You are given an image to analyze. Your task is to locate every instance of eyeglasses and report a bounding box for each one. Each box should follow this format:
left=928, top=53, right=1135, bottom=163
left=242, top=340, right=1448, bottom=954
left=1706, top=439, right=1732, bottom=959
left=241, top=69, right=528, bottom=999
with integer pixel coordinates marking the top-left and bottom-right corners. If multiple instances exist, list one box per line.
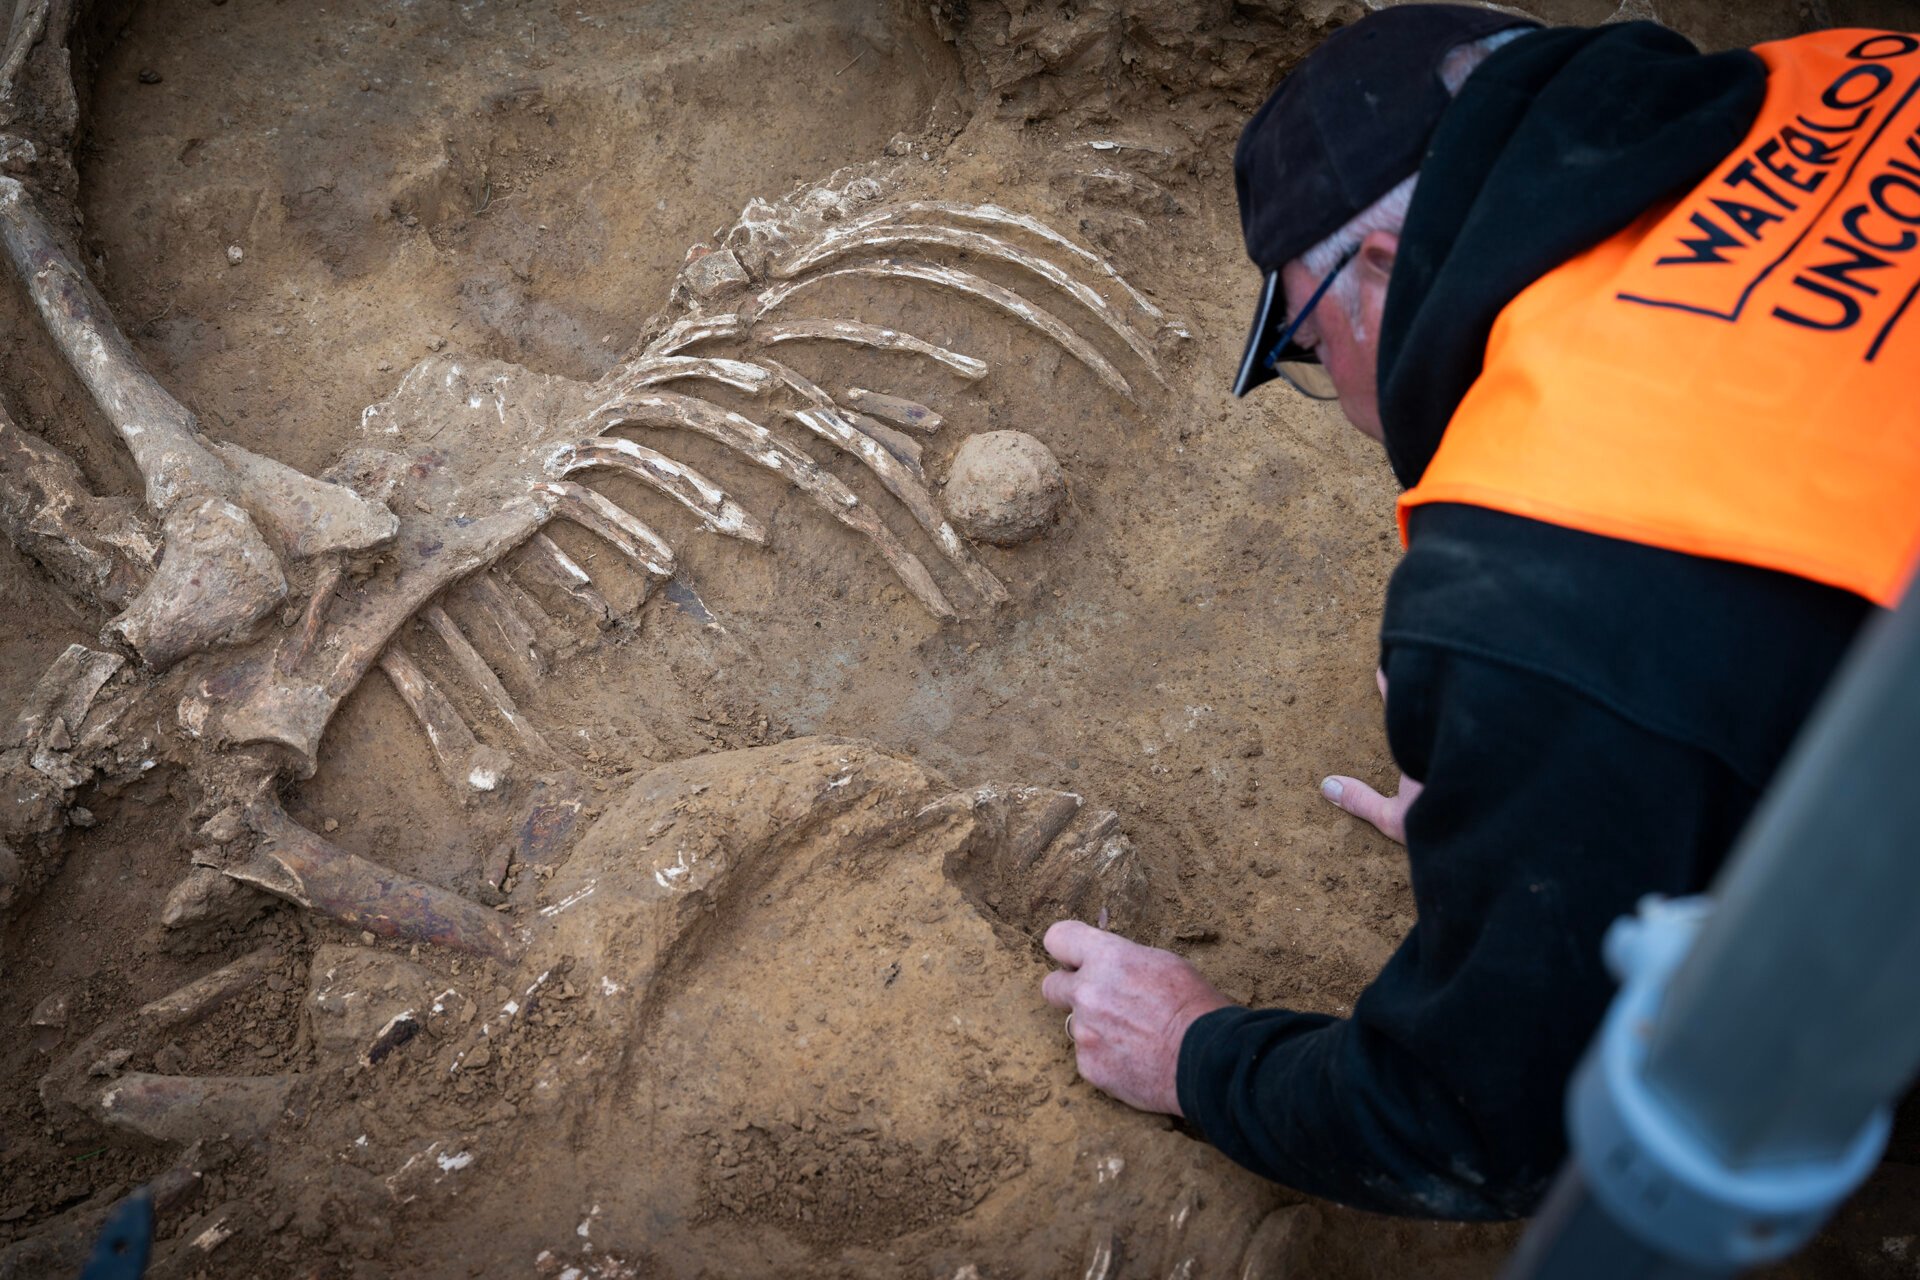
left=1263, top=248, right=1355, bottom=402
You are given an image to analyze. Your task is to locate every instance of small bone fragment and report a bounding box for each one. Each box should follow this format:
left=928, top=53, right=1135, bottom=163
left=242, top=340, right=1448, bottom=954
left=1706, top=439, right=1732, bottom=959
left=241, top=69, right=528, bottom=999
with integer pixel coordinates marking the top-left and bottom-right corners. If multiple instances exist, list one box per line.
left=461, top=571, right=548, bottom=680
left=28, top=990, right=66, bottom=1027
left=209, top=440, right=397, bottom=559
left=836, top=200, right=1169, bottom=324
left=789, top=408, right=1005, bottom=609
left=421, top=603, right=553, bottom=758
left=757, top=258, right=1131, bottom=398
left=643, top=315, right=745, bottom=357
left=514, top=534, right=614, bottom=627
left=0, top=410, right=155, bottom=608
left=851, top=414, right=924, bottom=476
left=93, top=1072, right=296, bottom=1144
left=776, top=223, right=1162, bottom=378
left=844, top=387, right=943, bottom=434
left=599, top=355, right=771, bottom=398
left=377, top=643, right=511, bottom=798
left=753, top=319, right=987, bottom=381
left=5, top=643, right=123, bottom=751
left=678, top=244, right=751, bottom=299
left=534, top=480, right=675, bottom=580
left=106, top=497, right=287, bottom=669
left=550, top=436, right=768, bottom=543
left=587, top=390, right=954, bottom=619
left=231, top=801, right=517, bottom=959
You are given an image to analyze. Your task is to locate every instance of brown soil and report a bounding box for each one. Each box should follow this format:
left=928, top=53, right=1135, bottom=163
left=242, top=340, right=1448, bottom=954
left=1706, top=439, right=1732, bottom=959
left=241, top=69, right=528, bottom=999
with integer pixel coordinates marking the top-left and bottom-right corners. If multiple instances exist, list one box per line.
left=2, top=0, right=1914, bottom=1277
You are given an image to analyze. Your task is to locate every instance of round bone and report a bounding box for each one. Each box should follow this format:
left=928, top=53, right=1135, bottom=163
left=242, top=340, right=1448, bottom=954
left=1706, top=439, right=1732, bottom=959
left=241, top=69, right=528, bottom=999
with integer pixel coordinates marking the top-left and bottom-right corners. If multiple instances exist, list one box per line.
left=942, top=431, right=1066, bottom=546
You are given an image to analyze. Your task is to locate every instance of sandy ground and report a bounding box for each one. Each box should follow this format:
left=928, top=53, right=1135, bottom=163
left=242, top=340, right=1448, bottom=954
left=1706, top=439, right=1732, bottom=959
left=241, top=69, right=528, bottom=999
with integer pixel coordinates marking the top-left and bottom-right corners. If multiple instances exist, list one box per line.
left=1, top=0, right=1914, bottom=1275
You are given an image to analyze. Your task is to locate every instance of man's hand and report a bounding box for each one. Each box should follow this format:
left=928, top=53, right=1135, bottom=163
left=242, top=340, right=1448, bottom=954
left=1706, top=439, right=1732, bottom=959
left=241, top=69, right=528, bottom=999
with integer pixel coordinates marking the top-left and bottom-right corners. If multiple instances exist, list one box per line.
left=1320, top=667, right=1424, bottom=844
left=1040, top=920, right=1233, bottom=1116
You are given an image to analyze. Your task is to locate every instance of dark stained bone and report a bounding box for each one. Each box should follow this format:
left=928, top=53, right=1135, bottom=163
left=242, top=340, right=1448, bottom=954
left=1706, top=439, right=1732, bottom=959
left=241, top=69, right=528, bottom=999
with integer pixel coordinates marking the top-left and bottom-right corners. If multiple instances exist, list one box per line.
left=228, top=800, right=517, bottom=958
left=0, top=407, right=154, bottom=608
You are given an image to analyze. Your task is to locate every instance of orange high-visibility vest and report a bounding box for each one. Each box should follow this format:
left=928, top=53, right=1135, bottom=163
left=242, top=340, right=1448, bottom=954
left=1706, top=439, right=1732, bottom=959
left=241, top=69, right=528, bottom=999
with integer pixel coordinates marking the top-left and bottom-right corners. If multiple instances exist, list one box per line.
left=1399, top=28, right=1920, bottom=606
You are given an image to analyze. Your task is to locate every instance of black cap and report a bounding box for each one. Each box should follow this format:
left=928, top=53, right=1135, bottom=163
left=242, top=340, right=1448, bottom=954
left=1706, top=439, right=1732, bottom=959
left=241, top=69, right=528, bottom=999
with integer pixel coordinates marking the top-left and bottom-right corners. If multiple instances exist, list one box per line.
left=1231, top=4, right=1538, bottom=396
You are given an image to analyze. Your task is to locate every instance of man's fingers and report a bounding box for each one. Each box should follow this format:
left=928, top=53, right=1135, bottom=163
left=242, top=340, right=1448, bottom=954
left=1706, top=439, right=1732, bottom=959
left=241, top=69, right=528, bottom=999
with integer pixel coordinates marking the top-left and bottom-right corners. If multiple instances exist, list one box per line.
left=1375, top=667, right=1388, bottom=702
left=1040, top=968, right=1079, bottom=1009
left=1043, top=919, right=1110, bottom=968
left=1319, top=774, right=1405, bottom=842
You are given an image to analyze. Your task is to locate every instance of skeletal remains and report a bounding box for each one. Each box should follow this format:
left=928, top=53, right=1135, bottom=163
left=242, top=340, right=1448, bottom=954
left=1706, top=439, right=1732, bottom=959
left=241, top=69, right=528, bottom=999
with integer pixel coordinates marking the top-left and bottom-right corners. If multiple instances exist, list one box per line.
left=0, top=1, right=1282, bottom=1271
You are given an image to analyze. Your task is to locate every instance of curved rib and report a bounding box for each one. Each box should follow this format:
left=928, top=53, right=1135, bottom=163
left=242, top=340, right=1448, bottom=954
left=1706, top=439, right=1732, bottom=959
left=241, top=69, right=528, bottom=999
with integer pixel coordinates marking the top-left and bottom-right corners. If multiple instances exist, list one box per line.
left=753, top=318, right=987, bottom=381
left=642, top=316, right=744, bottom=357
left=775, top=223, right=1161, bottom=380
left=549, top=436, right=768, bottom=544
left=533, top=480, right=676, bottom=579
left=755, top=258, right=1131, bottom=398
left=599, top=355, right=771, bottom=397
left=832, top=200, right=1168, bottom=324
left=790, top=407, right=1006, bottom=609
left=584, top=389, right=955, bottom=620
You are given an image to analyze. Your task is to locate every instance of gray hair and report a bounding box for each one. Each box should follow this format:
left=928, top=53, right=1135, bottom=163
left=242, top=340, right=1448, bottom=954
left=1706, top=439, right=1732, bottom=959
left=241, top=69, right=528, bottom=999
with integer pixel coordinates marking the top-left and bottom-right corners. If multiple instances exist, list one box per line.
left=1299, top=26, right=1529, bottom=338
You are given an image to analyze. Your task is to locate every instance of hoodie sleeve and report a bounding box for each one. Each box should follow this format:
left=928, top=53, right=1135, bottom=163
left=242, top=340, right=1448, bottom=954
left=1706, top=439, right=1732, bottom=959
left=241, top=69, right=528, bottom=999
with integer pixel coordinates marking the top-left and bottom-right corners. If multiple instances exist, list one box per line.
left=1174, top=642, right=1753, bottom=1219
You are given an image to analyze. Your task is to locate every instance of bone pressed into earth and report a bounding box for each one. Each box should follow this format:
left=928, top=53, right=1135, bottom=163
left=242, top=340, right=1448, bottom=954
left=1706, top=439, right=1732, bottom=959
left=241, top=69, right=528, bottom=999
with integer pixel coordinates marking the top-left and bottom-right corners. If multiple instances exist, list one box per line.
left=756, top=258, right=1131, bottom=398
left=761, top=359, right=924, bottom=475
left=209, top=440, right=398, bottom=559
left=844, top=386, right=943, bottom=434
left=586, top=389, right=955, bottom=619
left=377, top=642, right=512, bottom=798
left=93, top=1072, right=298, bottom=1145
left=752, top=318, right=987, bottom=381
left=110, top=497, right=288, bottom=670
left=460, top=571, right=550, bottom=680
left=422, top=602, right=554, bottom=758
left=229, top=800, right=517, bottom=959
left=599, top=354, right=773, bottom=397
left=643, top=315, right=746, bottom=357
left=550, top=436, right=768, bottom=543
left=788, top=407, right=1007, bottom=609
left=0, top=409, right=155, bottom=609
left=515, top=533, right=615, bottom=627
left=775, top=223, right=1162, bottom=379
left=533, top=479, right=676, bottom=581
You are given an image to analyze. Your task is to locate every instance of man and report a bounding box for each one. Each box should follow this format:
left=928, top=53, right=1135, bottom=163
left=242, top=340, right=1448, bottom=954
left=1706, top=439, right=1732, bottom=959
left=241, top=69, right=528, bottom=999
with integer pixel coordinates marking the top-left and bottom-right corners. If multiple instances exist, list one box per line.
left=1041, top=5, right=1919, bottom=1218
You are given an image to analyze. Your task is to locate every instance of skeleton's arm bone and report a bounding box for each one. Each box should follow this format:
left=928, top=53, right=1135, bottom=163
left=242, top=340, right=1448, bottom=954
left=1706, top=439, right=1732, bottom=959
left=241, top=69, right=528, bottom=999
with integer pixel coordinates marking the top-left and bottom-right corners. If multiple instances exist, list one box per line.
left=775, top=223, right=1162, bottom=379
left=753, top=318, right=987, bottom=381
left=585, top=389, right=955, bottom=619
left=756, top=257, right=1131, bottom=398
left=0, top=408, right=154, bottom=609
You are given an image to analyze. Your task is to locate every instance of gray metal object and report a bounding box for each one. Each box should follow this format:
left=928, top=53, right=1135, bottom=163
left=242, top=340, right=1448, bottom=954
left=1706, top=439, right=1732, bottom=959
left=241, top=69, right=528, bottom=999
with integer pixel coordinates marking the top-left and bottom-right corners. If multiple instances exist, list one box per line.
left=1504, top=582, right=1920, bottom=1278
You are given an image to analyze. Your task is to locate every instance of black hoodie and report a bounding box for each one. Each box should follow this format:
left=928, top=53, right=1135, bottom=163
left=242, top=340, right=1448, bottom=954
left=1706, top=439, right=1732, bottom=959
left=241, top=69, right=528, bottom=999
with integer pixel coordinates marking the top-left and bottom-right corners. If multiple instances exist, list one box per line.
left=1176, top=23, right=1877, bottom=1218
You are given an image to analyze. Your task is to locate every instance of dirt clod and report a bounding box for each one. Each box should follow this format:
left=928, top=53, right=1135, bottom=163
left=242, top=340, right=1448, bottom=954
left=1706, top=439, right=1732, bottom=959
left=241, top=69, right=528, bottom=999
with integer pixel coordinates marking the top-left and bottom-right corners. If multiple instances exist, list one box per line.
left=942, top=430, right=1066, bottom=545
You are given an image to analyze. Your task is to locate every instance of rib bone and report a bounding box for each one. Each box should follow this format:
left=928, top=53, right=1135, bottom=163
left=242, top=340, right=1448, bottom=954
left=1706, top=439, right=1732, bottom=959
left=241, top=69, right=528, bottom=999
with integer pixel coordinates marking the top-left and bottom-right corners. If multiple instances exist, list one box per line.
left=753, top=319, right=987, bottom=381
left=643, top=315, right=745, bottom=357
left=534, top=479, right=676, bottom=580
left=549, top=436, right=768, bottom=543
left=586, top=389, right=954, bottom=619
left=377, top=641, right=511, bottom=797
left=460, top=571, right=548, bottom=681
left=421, top=603, right=553, bottom=758
left=600, top=355, right=772, bottom=397
left=775, top=223, right=1162, bottom=379
left=756, top=257, right=1131, bottom=397
left=515, top=533, right=615, bottom=627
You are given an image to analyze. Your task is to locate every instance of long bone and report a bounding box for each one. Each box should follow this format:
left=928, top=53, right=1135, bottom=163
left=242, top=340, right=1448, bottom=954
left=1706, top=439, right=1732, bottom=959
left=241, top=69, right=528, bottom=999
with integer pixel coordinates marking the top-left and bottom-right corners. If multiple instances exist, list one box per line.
left=843, top=386, right=942, bottom=435
left=0, top=178, right=395, bottom=668
left=773, top=222, right=1163, bottom=380
left=584, top=388, right=955, bottom=619
left=753, top=257, right=1133, bottom=397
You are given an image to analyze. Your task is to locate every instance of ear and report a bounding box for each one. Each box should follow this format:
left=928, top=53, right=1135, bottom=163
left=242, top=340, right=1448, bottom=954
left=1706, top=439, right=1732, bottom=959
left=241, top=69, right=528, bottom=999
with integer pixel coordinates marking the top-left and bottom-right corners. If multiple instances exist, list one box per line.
left=1353, top=227, right=1399, bottom=331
